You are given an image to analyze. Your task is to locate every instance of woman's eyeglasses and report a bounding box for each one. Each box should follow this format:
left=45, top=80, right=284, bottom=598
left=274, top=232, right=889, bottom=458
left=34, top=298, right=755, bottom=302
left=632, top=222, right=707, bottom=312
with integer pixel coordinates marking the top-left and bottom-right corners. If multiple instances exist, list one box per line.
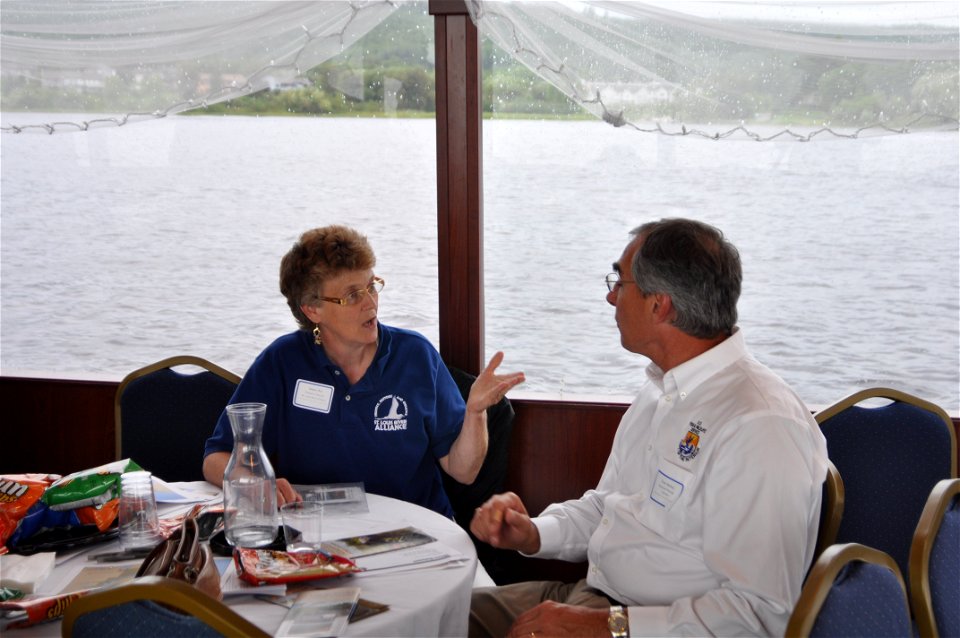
left=319, top=277, right=385, bottom=306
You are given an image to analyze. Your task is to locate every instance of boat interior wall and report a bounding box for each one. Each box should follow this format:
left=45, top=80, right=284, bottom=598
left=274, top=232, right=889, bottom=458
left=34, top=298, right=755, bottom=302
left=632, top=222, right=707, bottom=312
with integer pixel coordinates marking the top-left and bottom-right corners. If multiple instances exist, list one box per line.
left=2, top=374, right=959, bottom=585
left=432, top=0, right=486, bottom=376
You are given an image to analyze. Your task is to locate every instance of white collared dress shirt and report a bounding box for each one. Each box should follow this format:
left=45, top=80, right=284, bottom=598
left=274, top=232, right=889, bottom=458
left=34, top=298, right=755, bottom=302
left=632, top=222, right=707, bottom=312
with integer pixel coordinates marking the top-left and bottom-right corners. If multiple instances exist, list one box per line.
left=532, top=330, right=829, bottom=636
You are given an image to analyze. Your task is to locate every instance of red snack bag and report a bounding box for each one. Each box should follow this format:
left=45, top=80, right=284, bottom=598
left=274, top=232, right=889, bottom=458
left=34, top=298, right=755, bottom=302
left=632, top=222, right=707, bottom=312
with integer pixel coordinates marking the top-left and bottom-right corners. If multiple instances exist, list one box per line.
left=0, top=474, right=59, bottom=553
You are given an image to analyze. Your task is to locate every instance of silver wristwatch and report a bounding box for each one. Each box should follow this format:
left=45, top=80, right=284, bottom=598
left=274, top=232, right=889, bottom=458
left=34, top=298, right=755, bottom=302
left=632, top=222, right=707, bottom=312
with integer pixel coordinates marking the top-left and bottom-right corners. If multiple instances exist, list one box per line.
left=608, top=605, right=628, bottom=638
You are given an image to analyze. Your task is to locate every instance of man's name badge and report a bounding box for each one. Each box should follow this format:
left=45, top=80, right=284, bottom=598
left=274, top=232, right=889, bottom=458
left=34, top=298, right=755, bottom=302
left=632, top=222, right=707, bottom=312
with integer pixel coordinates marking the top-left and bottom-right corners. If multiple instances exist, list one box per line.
left=650, top=468, right=685, bottom=509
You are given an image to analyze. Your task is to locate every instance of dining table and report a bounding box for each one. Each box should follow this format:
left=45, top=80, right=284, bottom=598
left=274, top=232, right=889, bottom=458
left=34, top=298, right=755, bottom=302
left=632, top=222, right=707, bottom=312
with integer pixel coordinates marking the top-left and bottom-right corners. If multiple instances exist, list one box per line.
left=6, top=482, right=480, bottom=637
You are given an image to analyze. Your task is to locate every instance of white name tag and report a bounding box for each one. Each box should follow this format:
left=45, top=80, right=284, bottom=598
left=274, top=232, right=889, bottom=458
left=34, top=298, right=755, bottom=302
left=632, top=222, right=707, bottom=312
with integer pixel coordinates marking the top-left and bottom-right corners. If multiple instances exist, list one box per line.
left=293, top=380, right=334, bottom=413
left=650, top=468, right=685, bottom=509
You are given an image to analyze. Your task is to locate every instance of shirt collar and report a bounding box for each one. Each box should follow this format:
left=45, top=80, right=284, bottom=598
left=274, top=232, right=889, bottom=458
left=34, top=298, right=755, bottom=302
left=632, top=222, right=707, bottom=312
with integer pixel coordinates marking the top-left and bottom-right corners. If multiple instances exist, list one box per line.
left=311, top=323, right=392, bottom=385
left=645, top=327, right=747, bottom=398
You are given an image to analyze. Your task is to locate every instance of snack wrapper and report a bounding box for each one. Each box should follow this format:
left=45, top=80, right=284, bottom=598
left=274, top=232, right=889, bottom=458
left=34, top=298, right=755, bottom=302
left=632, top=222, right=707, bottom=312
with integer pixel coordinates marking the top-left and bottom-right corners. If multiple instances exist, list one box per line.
left=0, top=590, right=89, bottom=629
left=41, top=459, right=141, bottom=510
left=234, top=548, right=362, bottom=586
left=0, top=475, right=59, bottom=553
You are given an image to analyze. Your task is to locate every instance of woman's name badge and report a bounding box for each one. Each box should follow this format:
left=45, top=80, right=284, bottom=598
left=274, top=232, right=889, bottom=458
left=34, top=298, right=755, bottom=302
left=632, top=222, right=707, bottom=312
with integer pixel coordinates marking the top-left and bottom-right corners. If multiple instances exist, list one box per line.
left=293, top=380, right=334, bottom=413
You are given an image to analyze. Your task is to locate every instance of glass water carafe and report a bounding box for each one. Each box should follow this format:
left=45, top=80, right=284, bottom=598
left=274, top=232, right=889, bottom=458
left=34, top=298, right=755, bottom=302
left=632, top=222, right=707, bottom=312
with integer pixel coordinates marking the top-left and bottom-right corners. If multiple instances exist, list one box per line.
left=222, top=402, right=279, bottom=547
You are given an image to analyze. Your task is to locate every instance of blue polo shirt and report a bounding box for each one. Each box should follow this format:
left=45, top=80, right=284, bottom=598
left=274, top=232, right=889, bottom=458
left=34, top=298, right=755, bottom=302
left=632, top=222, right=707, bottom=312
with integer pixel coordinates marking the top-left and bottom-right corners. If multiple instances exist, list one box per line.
left=204, top=324, right=466, bottom=517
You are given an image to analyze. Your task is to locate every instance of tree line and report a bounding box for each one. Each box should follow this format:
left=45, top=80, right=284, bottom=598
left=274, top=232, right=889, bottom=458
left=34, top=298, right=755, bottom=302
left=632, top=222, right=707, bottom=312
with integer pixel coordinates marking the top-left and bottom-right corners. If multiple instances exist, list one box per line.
left=2, top=2, right=955, bottom=126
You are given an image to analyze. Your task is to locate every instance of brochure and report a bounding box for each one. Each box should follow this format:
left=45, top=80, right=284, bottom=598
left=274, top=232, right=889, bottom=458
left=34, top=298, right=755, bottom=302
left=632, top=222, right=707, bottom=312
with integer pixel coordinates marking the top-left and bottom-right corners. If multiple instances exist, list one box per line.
left=276, top=586, right=361, bottom=638
left=352, top=542, right=467, bottom=572
left=322, top=526, right=436, bottom=559
left=290, top=482, right=369, bottom=515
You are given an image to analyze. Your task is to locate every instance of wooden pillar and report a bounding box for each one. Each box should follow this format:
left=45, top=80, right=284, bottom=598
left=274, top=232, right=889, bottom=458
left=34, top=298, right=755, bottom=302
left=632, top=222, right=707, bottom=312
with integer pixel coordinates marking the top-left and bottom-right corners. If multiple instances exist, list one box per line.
left=430, top=0, right=484, bottom=375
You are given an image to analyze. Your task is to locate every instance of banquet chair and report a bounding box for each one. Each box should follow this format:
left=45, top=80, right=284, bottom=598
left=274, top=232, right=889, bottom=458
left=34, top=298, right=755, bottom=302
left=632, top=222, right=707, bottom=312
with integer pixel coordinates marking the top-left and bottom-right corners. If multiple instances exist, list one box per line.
left=908, top=478, right=960, bottom=638
left=814, top=459, right=845, bottom=563
left=814, top=387, right=956, bottom=582
left=442, top=365, right=516, bottom=585
left=61, top=575, right=268, bottom=638
left=115, top=355, right=241, bottom=483
left=785, top=543, right=911, bottom=638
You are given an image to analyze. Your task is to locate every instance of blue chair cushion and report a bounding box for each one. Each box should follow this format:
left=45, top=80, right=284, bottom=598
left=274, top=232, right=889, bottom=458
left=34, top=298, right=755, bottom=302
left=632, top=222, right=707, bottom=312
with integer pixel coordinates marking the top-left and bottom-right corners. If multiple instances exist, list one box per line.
left=929, top=497, right=960, bottom=637
left=71, top=600, right=224, bottom=638
left=810, top=562, right=911, bottom=638
left=121, top=368, right=237, bottom=482
left=819, top=401, right=953, bottom=581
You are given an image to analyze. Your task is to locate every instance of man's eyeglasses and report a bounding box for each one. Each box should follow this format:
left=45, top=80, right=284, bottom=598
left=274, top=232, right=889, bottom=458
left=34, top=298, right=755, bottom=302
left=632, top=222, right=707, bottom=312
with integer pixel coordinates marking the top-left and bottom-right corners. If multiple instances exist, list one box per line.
left=319, top=277, right=385, bottom=306
left=605, top=273, right=635, bottom=292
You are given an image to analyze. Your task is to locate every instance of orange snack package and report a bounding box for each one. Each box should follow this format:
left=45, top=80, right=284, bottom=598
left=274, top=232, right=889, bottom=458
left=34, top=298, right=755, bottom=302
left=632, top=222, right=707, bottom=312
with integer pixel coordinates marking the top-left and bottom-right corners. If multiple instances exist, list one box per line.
left=0, top=474, right=59, bottom=553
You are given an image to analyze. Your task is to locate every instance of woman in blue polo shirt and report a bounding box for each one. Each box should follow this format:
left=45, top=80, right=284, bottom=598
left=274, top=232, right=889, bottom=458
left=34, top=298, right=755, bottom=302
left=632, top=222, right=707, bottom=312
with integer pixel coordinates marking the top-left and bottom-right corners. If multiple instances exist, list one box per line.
left=202, top=225, right=524, bottom=516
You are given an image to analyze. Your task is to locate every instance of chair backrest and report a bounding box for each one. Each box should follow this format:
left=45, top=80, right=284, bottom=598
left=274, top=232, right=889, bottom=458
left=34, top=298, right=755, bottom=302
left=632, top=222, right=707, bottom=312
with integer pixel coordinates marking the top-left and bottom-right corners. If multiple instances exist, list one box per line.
left=815, top=387, right=957, bottom=581
left=786, top=543, right=912, bottom=638
left=815, top=459, right=845, bottom=562
left=61, top=575, right=269, bottom=638
left=442, top=365, right=516, bottom=584
left=115, top=356, right=241, bottom=482
left=909, top=478, right=960, bottom=638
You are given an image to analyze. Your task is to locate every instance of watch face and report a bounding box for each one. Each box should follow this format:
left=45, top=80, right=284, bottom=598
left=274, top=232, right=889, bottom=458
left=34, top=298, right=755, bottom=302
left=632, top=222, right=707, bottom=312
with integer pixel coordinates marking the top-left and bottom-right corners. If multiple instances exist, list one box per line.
left=608, top=607, right=628, bottom=635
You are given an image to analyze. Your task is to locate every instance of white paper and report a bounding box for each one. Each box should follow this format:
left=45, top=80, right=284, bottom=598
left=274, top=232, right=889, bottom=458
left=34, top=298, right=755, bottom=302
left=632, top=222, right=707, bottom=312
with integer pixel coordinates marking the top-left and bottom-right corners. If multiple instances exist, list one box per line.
left=153, top=478, right=221, bottom=503
left=353, top=542, right=465, bottom=572
left=0, top=553, right=56, bottom=593
left=276, top=586, right=361, bottom=638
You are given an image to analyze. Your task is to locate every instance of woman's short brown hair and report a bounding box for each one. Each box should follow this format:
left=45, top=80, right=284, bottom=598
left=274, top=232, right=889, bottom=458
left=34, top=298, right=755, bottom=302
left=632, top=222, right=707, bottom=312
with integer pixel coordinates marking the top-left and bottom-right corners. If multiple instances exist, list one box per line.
left=279, top=225, right=376, bottom=330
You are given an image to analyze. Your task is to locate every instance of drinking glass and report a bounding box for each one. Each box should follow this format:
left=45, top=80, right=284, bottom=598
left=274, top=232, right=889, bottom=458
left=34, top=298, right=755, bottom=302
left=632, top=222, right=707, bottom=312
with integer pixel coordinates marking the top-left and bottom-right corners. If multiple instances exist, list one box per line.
left=118, top=471, right=161, bottom=550
left=281, top=501, right=324, bottom=563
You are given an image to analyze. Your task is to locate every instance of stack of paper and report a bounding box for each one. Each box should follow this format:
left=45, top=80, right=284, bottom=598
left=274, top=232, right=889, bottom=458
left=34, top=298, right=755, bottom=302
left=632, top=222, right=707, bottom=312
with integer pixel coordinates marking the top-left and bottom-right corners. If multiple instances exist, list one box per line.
left=353, top=543, right=468, bottom=573
left=322, top=526, right=467, bottom=574
left=0, top=553, right=56, bottom=593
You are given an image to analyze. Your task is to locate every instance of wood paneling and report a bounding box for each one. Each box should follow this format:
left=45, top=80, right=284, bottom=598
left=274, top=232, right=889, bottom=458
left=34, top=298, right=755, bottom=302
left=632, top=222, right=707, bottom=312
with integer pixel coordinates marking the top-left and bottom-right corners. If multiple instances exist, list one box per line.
left=431, top=0, right=485, bottom=376
left=1, top=376, right=118, bottom=474
left=494, top=398, right=627, bottom=583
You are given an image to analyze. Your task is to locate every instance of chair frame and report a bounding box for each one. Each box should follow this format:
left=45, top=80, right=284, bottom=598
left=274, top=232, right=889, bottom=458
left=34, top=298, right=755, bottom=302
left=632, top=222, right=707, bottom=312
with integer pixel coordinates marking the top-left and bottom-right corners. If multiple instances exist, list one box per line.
left=786, top=543, right=909, bottom=638
left=815, top=459, right=845, bottom=561
left=814, top=387, right=957, bottom=478
left=114, top=355, right=241, bottom=461
left=61, top=575, right=269, bottom=638
left=908, top=478, right=960, bottom=638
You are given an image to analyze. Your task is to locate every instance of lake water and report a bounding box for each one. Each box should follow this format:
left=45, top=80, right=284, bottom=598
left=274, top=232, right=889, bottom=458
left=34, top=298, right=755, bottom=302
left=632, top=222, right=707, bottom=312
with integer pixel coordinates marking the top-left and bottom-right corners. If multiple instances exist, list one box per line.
left=1, top=114, right=958, bottom=412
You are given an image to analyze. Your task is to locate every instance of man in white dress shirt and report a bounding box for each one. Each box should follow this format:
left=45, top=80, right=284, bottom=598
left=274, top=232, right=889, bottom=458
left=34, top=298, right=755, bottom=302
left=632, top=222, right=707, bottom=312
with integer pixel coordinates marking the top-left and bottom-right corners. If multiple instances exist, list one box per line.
left=469, top=218, right=829, bottom=637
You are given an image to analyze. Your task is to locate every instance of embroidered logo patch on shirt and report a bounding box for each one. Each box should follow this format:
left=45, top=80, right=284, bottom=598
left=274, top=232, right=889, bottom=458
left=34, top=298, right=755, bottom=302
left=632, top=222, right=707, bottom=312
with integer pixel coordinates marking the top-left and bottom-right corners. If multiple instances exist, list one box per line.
left=677, top=421, right=706, bottom=462
left=373, top=394, right=408, bottom=431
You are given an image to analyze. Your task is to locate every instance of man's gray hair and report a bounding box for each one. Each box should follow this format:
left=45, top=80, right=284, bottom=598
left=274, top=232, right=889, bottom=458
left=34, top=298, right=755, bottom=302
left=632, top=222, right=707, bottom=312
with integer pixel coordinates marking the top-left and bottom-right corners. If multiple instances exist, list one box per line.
left=630, top=218, right=741, bottom=339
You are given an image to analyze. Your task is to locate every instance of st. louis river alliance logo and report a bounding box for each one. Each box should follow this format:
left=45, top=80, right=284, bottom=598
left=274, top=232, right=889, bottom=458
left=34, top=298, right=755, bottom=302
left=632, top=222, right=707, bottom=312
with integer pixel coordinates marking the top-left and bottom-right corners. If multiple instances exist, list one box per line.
left=373, top=395, right=408, bottom=431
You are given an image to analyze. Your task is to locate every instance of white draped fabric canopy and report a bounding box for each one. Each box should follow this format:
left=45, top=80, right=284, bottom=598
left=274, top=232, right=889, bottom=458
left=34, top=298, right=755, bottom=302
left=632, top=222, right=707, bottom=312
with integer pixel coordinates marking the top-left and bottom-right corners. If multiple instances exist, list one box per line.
left=1, top=1, right=399, bottom=132
left=467, top=0, right=959, bottom=140
left=1, top=0, right=958, bottom=140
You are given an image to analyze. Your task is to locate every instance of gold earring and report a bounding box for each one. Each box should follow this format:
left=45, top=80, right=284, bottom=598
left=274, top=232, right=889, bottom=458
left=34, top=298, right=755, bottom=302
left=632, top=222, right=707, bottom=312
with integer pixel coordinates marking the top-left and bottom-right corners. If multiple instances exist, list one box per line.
left=313, top=325, right=323, bottom=346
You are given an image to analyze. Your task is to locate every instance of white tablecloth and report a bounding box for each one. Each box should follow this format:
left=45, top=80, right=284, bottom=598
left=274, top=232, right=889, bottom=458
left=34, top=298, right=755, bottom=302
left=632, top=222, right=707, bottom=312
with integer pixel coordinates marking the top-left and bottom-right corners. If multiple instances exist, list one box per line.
left=12, top=487, right=478, bottom=638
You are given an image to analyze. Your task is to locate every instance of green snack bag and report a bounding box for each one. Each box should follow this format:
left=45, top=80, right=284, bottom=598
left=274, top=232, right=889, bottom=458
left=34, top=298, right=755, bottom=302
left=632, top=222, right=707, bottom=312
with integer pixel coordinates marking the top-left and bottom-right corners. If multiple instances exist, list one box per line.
left=41, top=459, right=142, bottom=510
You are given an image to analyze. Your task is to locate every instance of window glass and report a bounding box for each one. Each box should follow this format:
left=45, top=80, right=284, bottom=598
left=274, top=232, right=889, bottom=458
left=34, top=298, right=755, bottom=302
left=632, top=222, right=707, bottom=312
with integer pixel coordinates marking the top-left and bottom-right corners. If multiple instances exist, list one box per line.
left=483, top=53, right=960, bottom=413
left=0, top=3, right=438, bottom=379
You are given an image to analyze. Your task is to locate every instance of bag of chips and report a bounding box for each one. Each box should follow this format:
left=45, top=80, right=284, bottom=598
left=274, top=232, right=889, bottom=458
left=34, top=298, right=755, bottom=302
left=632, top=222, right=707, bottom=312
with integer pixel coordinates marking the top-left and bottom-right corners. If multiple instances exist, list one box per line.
left=2, top=460, right=142, bottom=553
left=0, top=474, right=58, bottom=553
left=41, top=459, right=141, bottom=511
